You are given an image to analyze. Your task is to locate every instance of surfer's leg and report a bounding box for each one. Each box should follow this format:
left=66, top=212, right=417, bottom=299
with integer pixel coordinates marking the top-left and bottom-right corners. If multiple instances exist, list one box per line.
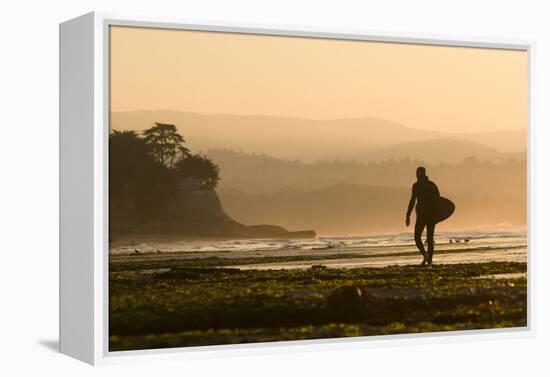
left=414, top=219, right=427, bottom=263
left=426, top=222, right=435, bottom=265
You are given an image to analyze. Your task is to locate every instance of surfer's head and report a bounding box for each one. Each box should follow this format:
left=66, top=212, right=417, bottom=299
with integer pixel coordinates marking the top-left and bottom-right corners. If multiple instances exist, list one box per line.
left=416, top=166, right=427, bottom=181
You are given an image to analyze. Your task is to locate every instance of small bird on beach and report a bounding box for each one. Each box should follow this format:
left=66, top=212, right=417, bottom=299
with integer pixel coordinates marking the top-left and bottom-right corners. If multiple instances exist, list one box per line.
left=449, top=238, right=454, bottom=243
left=134, top=249, right=141, bottom=254
left=464, top=239, right=470, bottom=243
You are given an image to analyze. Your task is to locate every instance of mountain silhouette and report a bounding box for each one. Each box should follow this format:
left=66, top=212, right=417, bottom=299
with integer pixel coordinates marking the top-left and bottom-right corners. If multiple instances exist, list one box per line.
left=111, top=111, right=524, bottom=163
left=363, top=138, right=508, bottom=164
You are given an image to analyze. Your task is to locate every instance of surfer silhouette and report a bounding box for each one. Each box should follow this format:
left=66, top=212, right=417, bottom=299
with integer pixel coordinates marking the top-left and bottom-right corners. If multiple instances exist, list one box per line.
left=406, top=167, right=440, bottom=266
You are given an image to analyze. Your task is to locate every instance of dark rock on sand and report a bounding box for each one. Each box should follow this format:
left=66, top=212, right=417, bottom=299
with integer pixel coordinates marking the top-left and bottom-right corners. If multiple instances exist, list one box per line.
left=322, top=285, right=377, bottom=319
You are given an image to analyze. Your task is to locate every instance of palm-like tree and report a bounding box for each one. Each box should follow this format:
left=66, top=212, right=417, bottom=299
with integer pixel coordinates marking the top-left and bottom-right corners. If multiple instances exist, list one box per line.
left=143, top=123, right=190, bottom=168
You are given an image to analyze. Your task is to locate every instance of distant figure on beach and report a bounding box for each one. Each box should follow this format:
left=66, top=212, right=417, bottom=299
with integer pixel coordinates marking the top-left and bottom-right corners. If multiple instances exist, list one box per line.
left=406, top=167, right=440, bottom=266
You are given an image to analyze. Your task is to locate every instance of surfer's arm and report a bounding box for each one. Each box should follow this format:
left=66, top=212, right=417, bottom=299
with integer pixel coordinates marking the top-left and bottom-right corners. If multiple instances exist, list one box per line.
left=406, top=186, right=416, bottom=220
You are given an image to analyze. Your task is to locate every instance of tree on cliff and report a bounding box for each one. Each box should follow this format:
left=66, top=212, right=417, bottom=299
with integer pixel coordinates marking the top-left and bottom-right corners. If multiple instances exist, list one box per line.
left=110, top=130, right=154, bottom=195
left=176, top=154, right=220, bottom=190
left=110, top=130, right=178, bottom=221
left=111, top=124, right=221, bottom=205
left=143, top=123, right=190, bottom=168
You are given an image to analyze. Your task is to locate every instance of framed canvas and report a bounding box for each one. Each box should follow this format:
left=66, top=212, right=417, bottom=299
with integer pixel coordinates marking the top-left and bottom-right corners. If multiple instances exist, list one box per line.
left=59, top=12, right=535, bottom=365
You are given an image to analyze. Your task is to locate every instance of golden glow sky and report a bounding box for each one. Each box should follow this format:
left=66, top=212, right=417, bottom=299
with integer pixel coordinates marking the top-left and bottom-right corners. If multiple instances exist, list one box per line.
left=110, top=26, right=528, bottom=133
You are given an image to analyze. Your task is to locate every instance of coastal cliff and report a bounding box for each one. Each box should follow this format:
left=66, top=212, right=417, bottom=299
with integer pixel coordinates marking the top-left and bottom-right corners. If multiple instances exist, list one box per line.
left=110, top=183, right=315, bottom=240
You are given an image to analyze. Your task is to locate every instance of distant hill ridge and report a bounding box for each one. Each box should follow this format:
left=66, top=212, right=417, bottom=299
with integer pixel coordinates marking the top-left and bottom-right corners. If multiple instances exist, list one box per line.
left=204, top=147, right=525, bottom=195
left=111, top=110, right=526, bottom=163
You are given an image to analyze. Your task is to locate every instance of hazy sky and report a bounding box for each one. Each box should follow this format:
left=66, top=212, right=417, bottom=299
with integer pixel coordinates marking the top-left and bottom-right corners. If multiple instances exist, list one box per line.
left=110, top=26, right=528, bottom=133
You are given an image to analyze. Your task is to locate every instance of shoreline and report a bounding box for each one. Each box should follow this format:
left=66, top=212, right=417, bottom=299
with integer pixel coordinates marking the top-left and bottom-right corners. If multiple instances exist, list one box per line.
left=109, top=227, right=526, bottom=249
left=110, top=241, right=527, bottom=270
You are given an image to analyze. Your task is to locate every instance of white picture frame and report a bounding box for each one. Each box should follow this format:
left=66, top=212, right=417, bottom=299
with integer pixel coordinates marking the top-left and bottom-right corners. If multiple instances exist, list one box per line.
left=59, top=11, right=536, bottom=365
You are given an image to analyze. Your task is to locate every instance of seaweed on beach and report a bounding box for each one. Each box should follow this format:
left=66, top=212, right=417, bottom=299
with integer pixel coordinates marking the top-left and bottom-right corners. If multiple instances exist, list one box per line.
left=109, top=261, right=527, bottom=351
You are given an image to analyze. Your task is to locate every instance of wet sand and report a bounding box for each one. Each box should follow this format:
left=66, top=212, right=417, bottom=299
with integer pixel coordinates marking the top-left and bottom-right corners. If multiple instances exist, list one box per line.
left=110, top=238, right=527, bottom=270
left=231, top=245, right=527, bottom=270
